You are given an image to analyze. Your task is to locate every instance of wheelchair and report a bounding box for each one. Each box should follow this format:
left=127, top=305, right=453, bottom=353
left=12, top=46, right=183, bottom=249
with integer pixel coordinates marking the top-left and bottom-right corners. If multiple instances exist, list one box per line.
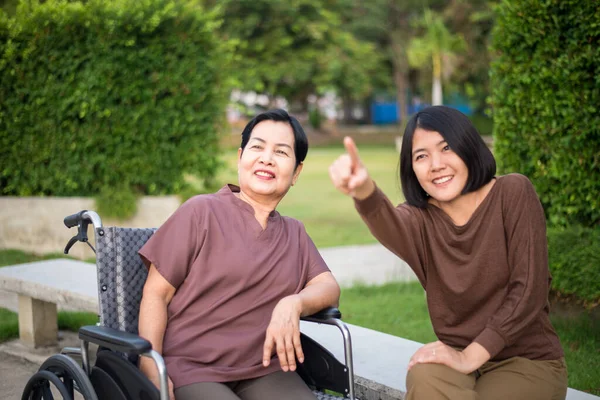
left=21, top=210, right=356, bottom=400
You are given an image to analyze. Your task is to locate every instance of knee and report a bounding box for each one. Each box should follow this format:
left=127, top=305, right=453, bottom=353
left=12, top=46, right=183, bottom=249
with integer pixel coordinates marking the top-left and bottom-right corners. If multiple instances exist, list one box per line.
left=406, top=363, right=439, bottom=391
left=406, top=363, right=475, bottom=395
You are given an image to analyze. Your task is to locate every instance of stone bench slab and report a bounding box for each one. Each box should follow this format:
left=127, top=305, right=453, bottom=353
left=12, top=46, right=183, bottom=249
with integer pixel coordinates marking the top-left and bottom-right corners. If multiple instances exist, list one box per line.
left=0, top=259, right=98, bottom=313
left=0, top=259, right=98, bottom=348
left=300, top=321, right=599, bottom=400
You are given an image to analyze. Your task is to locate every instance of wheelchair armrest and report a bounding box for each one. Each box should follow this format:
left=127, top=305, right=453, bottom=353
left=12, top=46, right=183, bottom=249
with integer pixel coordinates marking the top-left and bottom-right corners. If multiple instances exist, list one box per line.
left=79, top=325, right=152, bottom=355
left=301, top=306, right=342, bottom=321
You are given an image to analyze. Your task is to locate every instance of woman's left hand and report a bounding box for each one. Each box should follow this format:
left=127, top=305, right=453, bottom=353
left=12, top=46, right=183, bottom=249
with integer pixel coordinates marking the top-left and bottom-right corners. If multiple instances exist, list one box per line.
left=408, top=341, right=478, bottom=374
left=263, top=295, right=304, bottom=372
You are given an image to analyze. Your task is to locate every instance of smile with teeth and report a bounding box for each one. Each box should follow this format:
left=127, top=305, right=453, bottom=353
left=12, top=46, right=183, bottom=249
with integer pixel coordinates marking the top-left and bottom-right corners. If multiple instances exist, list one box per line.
left=255, top=171, right=275, bottom=178
left=433, top=176, right=453, bottom=185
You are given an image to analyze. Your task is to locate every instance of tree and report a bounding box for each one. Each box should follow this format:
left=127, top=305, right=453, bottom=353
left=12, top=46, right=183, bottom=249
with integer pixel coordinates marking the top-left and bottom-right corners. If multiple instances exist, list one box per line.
left=490, top=0, right=600, bottom=226
left=202, top=0, right=383, bottom=110
left=407, top=8, right=466, bottom=105
left=443, top=0, right=495, bottom=114
left=339, top=0, right=447, bottom=121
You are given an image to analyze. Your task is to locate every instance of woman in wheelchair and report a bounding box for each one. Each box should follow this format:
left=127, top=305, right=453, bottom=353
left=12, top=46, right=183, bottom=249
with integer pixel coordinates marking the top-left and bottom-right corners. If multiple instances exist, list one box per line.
left=329, top=106, right=567, bottom=400
left=137, top=109, right=340, bottom=400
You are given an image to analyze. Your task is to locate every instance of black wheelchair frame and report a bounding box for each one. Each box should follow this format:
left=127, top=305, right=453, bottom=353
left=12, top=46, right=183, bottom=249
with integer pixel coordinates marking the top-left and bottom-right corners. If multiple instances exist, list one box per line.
left=21, top=210, right=356, bottom=400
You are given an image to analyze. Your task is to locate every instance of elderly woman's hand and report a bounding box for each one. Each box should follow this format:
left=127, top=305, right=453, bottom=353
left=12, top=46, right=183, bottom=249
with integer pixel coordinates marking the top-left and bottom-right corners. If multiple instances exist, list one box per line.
left=263, top=295, right=304, bottom=372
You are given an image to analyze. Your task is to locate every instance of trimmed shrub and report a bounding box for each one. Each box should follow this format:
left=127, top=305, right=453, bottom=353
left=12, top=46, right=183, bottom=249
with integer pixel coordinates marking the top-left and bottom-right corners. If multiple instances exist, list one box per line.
left=0, top=0, right=232, bottom=216
left=490, top=0, right=600, bottom=227
left=547, top=226, right=600, bottom=307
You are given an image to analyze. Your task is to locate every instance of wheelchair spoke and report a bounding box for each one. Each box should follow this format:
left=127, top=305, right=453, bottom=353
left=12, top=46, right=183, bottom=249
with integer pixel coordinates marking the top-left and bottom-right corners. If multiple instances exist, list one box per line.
left=62, top=377, right=74, bottom=398
left=41, top=384, right=54, bottom=400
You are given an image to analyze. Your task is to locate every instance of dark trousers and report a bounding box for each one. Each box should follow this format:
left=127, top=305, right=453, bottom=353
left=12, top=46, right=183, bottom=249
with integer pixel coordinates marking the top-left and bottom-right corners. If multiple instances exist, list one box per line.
left=406, top=357, right=568, bottom=400
left=174, top=370, right=316, bottom=400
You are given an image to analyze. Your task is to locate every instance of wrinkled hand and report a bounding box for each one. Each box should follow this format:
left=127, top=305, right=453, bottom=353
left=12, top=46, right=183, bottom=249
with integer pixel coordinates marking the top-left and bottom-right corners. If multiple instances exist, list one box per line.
left=408, top=341, right=476, bottom=375
left=263, top=295, right=303, bottom=372
left=141, top=359, right=175, bottom=400
left=329, top=137, right=374, bottom=200
left=151, top=375, right=175, bottom=400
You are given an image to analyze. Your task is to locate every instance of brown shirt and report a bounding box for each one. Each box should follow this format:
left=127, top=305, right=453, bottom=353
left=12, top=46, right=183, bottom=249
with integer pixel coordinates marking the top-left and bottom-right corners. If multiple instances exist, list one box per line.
left=355, top=174, right=563, bottom=361
left=139, top=185, right=329, bottom=388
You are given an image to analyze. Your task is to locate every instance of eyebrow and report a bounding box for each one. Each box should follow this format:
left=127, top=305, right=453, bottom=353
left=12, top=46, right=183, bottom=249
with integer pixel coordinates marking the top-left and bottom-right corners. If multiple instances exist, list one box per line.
left=250, top=137, right=293, bottom=149
left=412, top=139, right=447, bottom=156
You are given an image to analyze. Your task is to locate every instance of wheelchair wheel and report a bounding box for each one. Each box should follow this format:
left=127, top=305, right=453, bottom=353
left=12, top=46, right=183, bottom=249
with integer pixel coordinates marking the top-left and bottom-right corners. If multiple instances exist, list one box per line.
left=21, top=354, right=98, bottom=400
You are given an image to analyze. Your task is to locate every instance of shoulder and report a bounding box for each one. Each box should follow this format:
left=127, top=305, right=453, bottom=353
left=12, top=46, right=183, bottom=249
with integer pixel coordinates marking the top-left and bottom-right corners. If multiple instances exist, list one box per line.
left=280, top=215, right=307, bottom=233
left=498, top=173, right=532, bottom=187
left=180, top=192, right=219, bottom=210
left=497, top=173, right=537, bottom=196
left=495, top=174, right=542, bottom=211
left=175, top=189, right=231, bottom=220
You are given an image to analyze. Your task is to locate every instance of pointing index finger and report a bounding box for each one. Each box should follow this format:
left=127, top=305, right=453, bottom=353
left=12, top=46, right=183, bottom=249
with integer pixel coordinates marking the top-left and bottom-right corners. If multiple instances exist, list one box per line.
left=344, top=136, right=361, bottom=169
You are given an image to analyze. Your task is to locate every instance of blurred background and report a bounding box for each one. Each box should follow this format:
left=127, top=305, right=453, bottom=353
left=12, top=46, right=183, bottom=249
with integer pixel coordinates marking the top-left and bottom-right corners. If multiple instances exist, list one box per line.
left=0, top=0, right=598, bottom=393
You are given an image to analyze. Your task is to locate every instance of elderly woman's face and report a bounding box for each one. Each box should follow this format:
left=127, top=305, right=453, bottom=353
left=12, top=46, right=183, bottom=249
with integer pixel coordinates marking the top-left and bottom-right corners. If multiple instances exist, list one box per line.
left=237, top=120, right=302, bottom=201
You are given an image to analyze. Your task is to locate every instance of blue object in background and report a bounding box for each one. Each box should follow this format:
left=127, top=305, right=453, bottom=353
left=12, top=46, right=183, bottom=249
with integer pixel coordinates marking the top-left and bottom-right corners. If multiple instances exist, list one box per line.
left=370, top=93, right=473, bottom=125
left=371, top=102, right=398, bottom=124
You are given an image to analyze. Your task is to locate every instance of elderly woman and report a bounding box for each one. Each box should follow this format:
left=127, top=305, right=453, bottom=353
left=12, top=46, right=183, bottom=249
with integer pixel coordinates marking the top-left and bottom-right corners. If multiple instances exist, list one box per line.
left=138, top=109, right=340, bottom=400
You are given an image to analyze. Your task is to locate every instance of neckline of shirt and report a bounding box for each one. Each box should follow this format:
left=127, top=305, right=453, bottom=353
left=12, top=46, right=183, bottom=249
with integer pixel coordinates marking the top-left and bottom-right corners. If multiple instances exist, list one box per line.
left=220, top=184, right=281, bottom=220
left=428, top=176, right=502, bottom=230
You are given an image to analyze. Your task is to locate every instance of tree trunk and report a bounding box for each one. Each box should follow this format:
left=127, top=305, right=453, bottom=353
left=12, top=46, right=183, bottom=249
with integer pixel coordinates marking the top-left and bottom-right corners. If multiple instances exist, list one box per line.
left=432, top=53, right=443, bottom=105
left=342, top=95, right=354, bottom=124
left=391, top=29, right=410, bottom=124
left=394, top=67, right=409, bottom=123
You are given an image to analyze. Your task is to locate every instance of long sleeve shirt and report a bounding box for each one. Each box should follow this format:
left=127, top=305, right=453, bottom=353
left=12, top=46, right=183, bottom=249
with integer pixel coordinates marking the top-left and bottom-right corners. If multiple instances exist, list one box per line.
left=355, top=173, right=563, bottom=361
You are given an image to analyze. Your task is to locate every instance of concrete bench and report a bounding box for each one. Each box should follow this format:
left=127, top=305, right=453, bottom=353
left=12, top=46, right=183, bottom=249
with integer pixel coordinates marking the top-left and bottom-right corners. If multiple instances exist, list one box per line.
left=301, top=322, right=599, bottom=400
left=0, top=259, right=98, bottom=348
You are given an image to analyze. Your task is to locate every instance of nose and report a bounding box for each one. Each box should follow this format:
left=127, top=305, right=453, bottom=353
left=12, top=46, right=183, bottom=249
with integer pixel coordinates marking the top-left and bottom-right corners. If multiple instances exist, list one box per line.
left=430, top=152, right=445, bottom=171
left=259, top=149, right=274, bottom=165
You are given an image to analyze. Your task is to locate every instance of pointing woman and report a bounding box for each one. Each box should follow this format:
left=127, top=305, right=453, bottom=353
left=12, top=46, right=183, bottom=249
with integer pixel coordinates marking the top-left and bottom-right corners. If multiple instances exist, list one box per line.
left=329, top=106, right=566, bottom=400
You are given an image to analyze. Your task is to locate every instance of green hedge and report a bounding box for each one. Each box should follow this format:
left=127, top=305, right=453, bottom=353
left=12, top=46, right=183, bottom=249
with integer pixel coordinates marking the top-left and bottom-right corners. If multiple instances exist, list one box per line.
left=0, top=0, right=232, bottom=216
left=548, top=226, right=600, bottom=306
left=490, top=0, right=600, bottom=227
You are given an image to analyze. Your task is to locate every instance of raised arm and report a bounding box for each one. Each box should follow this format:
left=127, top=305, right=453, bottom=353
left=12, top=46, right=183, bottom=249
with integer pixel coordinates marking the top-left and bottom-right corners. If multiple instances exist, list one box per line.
left=138, top=264, right=177, bottom=399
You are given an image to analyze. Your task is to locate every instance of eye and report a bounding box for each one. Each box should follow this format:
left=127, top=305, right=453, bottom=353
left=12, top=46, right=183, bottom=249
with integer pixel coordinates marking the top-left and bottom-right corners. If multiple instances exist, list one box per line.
left=442, top=145, right=451, bottom=151
left=250, top=144, right=262, bottom=150
left=276, top=149, right=289, bottom=156
left=414, top=154, right=426, bottom=161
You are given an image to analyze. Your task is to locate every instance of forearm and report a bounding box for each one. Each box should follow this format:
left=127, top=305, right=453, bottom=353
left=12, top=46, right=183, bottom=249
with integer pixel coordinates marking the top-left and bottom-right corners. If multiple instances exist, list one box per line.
left=461, top=342, right=491, bottom=373
left=352, top=177, right=375, bottom=200
left=138, top=294, right=169, bottom=373
left=295, top=279, right=340, bottom=317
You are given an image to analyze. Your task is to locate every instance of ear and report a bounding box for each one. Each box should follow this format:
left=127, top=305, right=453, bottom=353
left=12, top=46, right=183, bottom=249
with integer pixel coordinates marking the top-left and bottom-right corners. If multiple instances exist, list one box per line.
left=237, top=148, right=243, bottom=169
left=291, top=162, right=303, bottom=186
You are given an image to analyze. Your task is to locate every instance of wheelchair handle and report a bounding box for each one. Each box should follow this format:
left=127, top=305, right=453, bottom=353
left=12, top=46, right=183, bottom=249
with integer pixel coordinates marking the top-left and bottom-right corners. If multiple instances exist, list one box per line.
left=64, top=210, right=88, bottom=228
left=63, top=210, right=104, bottom=255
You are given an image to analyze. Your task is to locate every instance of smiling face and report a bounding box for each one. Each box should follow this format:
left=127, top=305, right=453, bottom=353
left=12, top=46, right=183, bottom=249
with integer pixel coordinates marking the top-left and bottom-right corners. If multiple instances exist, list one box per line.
left=411, top=128, right=469, bottom=206
left=237, top=120, right=302, bottom=203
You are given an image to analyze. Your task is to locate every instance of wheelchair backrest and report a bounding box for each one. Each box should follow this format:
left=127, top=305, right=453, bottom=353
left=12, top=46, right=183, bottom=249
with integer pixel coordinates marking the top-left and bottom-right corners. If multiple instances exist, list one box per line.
left=95, top=227, right=157, bottom=334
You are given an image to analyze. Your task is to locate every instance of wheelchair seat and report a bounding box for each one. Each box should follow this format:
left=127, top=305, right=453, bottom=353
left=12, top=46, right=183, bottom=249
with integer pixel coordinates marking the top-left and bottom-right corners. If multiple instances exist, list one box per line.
left=21, top=210, right=356, bottom=400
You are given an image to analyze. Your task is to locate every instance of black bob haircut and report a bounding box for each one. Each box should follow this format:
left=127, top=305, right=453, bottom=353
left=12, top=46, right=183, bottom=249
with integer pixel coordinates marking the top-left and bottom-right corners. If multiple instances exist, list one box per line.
left=399, top=105, right=496, bottom=208
left=240, top=109, right=308, bottom=169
